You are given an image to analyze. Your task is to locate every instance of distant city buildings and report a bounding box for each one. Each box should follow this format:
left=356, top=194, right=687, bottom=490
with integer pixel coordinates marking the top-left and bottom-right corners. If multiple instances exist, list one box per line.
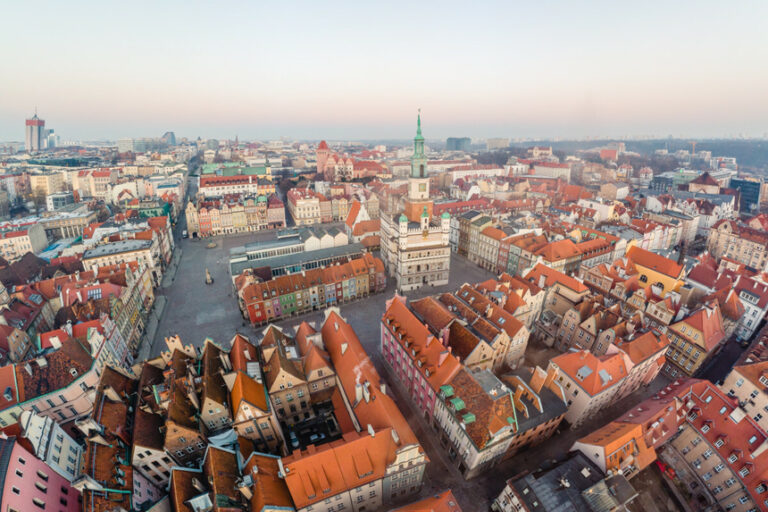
left=446, top=137, right=471, bottom=152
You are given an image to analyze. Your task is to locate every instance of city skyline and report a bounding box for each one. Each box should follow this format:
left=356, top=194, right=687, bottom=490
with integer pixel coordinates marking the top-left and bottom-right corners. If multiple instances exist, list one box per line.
left=2, top=1, right=767, bottom=141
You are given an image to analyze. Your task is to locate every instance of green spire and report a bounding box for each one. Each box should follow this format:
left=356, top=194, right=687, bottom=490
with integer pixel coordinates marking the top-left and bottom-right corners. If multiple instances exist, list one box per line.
left=415, top=109, right=424, bottom=140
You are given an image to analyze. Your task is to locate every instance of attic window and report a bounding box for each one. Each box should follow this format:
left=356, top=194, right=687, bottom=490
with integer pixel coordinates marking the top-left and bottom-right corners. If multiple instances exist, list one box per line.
left=3, top=387, right=12, bottom=401
left=69, top=368, right=78, bottom=377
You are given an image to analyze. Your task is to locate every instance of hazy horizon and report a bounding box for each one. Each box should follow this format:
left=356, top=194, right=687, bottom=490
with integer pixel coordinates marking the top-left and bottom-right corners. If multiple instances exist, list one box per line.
left=2, top=1, right=767, bottom=142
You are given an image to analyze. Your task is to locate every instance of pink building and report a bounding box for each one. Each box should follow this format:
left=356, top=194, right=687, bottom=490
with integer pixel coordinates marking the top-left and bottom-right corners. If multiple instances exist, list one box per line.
left=0, top=436, right=80, bottom=512
left=380, top=295, right=461, bottom=419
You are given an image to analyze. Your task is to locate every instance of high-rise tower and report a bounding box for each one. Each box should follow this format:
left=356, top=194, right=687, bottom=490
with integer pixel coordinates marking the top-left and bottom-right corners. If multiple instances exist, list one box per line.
left=25, top=110, right=45, bottom=153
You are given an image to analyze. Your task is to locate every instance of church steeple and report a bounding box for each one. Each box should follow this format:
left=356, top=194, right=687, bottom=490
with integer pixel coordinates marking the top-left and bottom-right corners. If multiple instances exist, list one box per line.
left=411, top=109, right=427, bottom=178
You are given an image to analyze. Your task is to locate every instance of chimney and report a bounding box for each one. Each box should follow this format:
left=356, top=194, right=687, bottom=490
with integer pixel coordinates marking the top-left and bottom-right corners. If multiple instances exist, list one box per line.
left=538, top=275, right=546, bottom=289
left=379, top=383, right=386, bottom=394
left=367, top=424, right=375, bottom=438
left=438, top=350, right=449, bottom=368
left=341, top=342, right=348, bottom=355
left=363, top=381, right=371, bottom=403
left=544, top=365, right=558, bottom=390
left=530, top=367, right=547, bottom=394
left=355, top=382, right=363, bottom=404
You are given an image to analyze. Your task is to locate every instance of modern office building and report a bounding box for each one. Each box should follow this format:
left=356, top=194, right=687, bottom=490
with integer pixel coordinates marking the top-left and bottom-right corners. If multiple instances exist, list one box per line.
left=731, top=177, right=763, bottom=214
left=446, top=137, right=471, bottom=152
left=25, top=112, right=45, bottom=152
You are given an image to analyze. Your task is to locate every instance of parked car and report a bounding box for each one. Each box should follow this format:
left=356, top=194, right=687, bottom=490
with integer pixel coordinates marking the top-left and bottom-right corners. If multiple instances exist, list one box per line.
left=309, top=433, right=326, bottom=444
left=182, top=230, right=188, bottom=238
left=289, top=431, right=299, bottom=448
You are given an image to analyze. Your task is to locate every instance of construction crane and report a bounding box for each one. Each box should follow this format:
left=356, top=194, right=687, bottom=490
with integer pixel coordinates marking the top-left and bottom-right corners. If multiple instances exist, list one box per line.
left=689, top=141, right=697, bottom=156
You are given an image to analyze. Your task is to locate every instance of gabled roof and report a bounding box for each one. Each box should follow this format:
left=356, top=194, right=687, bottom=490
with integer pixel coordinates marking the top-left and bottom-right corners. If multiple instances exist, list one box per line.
left=672, top=304, right=725, bottom=351
left=244, top=454, right=294, bottom=512
left=322, top=310, right=419, bottom=448
left=525, top=263, right=588, bottom=293
left=535, top=238, right=581, bottom=262
left=552, top=350, right=627, bottom=397
left=229, top=333, right=258, bottom=373
left=231, top=371, right=268, bottom=412
left=615, top=331, right=670, bottom=365
left=626, top=246, right=683, bottom=278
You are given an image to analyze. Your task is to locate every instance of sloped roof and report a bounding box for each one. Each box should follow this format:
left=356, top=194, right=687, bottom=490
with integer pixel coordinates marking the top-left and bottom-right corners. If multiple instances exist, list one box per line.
left=390, top=490, right=463, bottom=511
left=552, top=350, right=627, bottom=397
left=245, top=454, right=294, bottom=512
left=615, top=331, right=669, bottom=365
left=535, top=238, right=581, bottom=262
left=231, top=371, right=268, bottom=412
left=626, top=246, right=683, bottom=278
left=672, top=305, right=725, bottom=351
left=525, top=263, right=588, bottom=293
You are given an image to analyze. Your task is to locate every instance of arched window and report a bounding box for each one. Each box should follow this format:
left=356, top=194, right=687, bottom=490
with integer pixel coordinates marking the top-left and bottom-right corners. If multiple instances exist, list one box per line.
left=419, top=164, right=425, bottom=176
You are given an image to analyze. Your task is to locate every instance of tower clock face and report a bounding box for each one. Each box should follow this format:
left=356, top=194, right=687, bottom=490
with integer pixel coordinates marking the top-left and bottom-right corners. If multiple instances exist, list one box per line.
left=419, top=183, right=426, bottom=192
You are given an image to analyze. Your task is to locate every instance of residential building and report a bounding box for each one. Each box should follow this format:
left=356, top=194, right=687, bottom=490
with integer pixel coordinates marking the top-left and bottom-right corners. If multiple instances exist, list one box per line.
left=492, top=452, right=637, bottom=512
left=82, top=239, right=161, bottom=286
left=281, top=309, right=428, bottom=511
left=185, top=193, right=285, bottom=237
left=0, top=338, right=100, bottom=429
left=229, top=336, right=280, bottom=442
left=0, top=436, right=80, bottom=512
left=707, top=219, right=768, bottom=272
left=721, top=361, right=768, bottom=433
left=547, top=349, right=627, bottom=428
left=381, top=295, right=461, bottom=419
left=199, top=173, right=275, bottom=198
left=0, top=223, right=48, bottom=261
left=663, top=303, right=725, bottom=378
left=665, top=382, right=768, bottom=511
left=391, top=490, right=462, bottom=511
left=18, top=409, right=83, bottom=482
left=75, top=366, right=139, bottom=511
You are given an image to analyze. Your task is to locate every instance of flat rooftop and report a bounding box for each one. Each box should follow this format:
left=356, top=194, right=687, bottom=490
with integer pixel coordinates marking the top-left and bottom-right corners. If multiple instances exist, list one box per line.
left=83, top=239, right=152, bottom=259
left=230, top=243, right=365, bottom=275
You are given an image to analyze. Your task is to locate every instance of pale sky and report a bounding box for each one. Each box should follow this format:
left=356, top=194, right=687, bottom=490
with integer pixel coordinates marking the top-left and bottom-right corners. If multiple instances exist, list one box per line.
left=2, top=1, right=767, bottom=141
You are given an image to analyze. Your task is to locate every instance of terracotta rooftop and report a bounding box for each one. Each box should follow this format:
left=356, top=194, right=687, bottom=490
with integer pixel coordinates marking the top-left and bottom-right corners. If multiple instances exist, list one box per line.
left=390, top=489, right=463, bottom=511
left=244, top=453, right=294, bottom=511
left=524, top=263, right=588, bottom=293
left=322, top=310, right=420, bottom=448
left=615, top=331, right=669, bottom=365
left=443, top=369, right=517, bottom=450
left=626, top=246, right=683, bottom=278
left=552, top=350, right=627, bottom=397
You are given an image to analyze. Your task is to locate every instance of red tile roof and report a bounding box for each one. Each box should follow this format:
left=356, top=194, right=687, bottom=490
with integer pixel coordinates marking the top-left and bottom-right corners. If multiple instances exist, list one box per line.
left=626, top=246, right=683, bottom=278
left=552, top=350, right=627, bottom=397
left=524, top=263, right=588, bottom=293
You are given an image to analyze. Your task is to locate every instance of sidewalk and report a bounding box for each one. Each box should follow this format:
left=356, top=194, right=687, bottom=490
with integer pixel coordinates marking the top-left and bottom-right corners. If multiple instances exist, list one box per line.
left=136, top=295, right=167, bottom=362
left=161, top=248, right=183, bottom=288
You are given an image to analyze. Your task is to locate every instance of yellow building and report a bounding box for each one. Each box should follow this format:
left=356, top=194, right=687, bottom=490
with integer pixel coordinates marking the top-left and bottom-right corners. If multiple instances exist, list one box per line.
left=625, top=245, right=684, bottom=297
